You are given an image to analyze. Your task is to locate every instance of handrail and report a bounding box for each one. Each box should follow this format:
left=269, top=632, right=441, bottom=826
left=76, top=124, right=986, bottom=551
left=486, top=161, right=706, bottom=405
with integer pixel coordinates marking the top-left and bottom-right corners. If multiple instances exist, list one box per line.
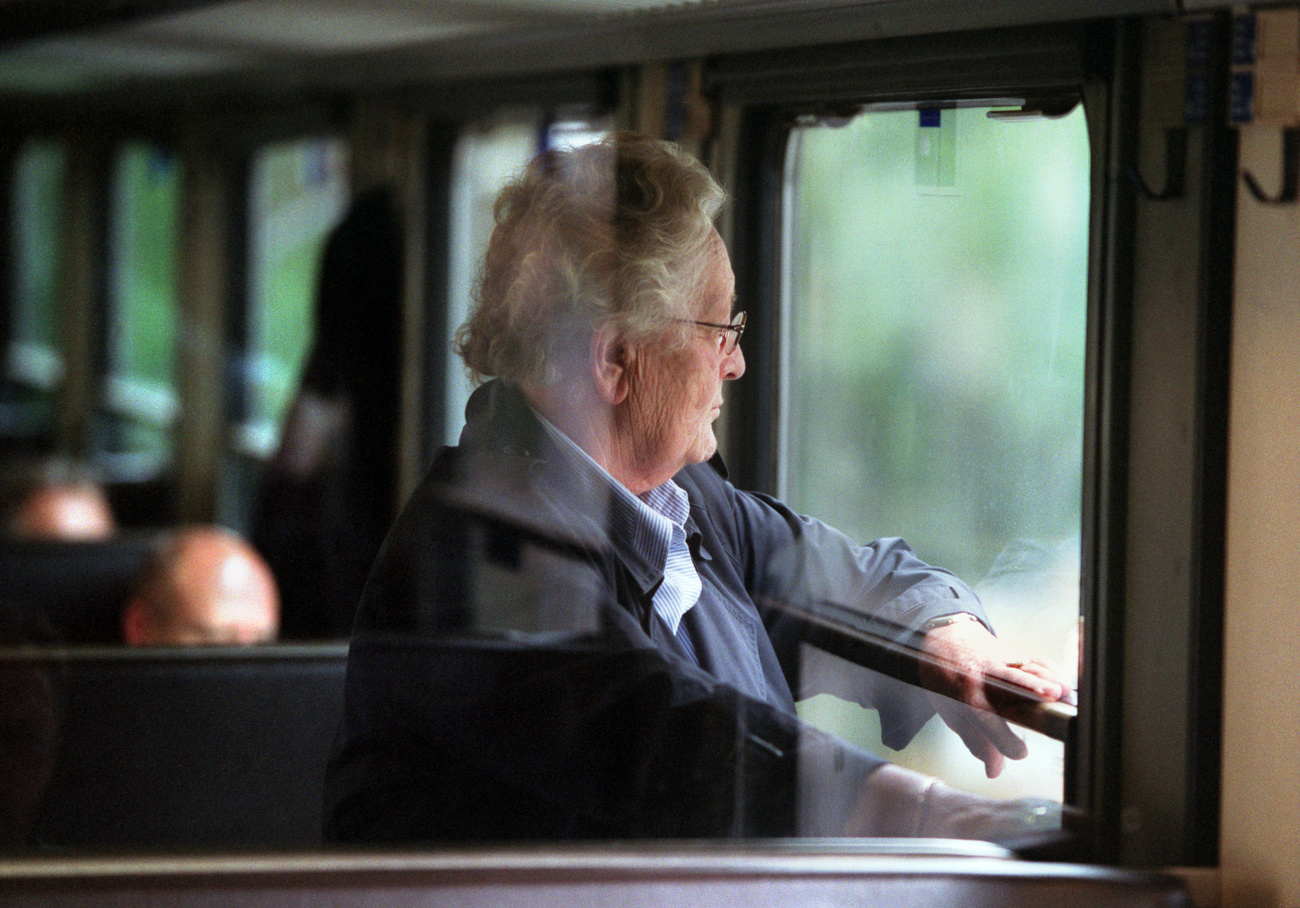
left=766, top=599, right=1076, bottom=742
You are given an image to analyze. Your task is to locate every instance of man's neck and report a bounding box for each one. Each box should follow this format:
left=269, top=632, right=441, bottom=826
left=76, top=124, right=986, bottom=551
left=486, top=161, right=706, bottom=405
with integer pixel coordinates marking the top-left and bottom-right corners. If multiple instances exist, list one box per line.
left=521, top=380, right=662, bottom=496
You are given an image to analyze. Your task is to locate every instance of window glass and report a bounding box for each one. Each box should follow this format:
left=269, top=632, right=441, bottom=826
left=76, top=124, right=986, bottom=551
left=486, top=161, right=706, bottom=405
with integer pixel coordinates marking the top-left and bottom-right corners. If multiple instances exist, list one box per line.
left=7, top=142, right=66, bottom=401
left=103, top=142, right=182, bottom=463
left=782, top=105, right=1090, bottom=801
left=443, top=110, right=609, bottom=445
left=241, top=137, right=349, bottom=458
left=0, top=114, right=1090, bottom=858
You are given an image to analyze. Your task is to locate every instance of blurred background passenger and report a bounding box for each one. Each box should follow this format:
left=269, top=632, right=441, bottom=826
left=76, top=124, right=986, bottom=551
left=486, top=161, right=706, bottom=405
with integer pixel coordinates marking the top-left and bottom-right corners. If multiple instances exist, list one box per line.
left=0, top=458, right=115, bottom=541
left=122, top=526, right=279, bottom=646
left=250, top=187, right=404, bottom=640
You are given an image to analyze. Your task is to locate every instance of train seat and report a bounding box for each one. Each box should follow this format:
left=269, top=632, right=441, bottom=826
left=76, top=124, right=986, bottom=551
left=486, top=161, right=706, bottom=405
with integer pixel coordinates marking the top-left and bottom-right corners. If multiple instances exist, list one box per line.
left=10, top=646, right=348, bottom=851
left=0, top=535, right=160, bottom=645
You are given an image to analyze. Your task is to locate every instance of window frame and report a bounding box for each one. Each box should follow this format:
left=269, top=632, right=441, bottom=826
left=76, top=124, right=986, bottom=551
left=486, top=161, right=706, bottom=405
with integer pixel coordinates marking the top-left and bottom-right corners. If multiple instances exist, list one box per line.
left=715, top=18, right=1229, bottom=868
left=773, top=101, right=1091, bottom=803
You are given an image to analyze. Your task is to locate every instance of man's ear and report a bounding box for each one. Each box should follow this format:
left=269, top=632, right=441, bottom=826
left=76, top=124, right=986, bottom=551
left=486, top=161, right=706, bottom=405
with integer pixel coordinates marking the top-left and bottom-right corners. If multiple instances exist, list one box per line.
left=121, top=598, right=150, bottom=646
left=590, top=324, right=632, bottom=406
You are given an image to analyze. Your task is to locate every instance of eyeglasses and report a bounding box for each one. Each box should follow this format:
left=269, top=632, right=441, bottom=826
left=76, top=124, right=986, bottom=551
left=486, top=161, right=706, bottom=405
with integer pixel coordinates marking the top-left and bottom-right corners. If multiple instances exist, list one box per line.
left=675, top=310, right=746, bottom=355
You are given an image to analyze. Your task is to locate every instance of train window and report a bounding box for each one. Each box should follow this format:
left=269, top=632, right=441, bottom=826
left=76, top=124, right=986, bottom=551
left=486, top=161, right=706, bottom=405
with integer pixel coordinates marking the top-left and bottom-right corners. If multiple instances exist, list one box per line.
left=101, top=142, right=181, bottom=466
left=5, top=141, right=66, bottom=433
left=782, top=104, right=1090, bottom=801
left=237, top=137, right=349, bottom=459
left=442, top=109, right=608, bottom=444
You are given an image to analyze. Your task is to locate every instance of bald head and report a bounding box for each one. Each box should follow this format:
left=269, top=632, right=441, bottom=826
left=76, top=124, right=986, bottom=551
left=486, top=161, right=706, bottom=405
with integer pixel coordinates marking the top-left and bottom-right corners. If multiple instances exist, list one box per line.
left=14, top=483, right=115, bottom=540
left=123, top=527, right=279, bottom=646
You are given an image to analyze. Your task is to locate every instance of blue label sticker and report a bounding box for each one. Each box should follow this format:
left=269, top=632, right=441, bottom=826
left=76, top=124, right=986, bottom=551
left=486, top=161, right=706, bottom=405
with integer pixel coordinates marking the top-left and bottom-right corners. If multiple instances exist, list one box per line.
left=1232, top=14, right=1257, bottom=66
left=1230, top=70, right=1255, bottom=123
left=1186, top=18, right=1211, bottom=68
left=1185, top=72, right=1208, bottom=125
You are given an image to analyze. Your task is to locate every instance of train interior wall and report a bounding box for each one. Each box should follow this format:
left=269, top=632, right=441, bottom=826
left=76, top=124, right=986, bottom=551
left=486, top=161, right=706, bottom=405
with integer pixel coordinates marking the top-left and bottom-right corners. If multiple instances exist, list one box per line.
left=1222, top=122, right=1300, bottom=908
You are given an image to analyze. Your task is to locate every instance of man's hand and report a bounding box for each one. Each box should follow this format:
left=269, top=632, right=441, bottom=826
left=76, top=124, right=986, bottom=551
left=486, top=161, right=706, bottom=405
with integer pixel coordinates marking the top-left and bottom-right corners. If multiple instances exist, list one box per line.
left=918, top=616, right=1073, bottom=778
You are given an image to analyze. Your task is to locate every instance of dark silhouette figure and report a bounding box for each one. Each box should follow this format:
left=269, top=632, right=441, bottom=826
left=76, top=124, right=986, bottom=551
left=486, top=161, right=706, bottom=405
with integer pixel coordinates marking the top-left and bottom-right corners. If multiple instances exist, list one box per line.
left=250, top=188, right=404, bottom=640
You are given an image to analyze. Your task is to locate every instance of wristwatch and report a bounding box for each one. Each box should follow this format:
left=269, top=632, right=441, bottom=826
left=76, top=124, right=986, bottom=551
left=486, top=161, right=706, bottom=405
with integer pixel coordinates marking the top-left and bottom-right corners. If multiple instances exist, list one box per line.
left=920, top=612, right=981, bottom=633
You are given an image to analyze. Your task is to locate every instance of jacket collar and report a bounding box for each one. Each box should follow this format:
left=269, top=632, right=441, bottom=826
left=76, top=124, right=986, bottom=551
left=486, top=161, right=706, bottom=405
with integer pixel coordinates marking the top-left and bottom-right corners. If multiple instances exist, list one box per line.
left=459, top=379, right=552, bottom=460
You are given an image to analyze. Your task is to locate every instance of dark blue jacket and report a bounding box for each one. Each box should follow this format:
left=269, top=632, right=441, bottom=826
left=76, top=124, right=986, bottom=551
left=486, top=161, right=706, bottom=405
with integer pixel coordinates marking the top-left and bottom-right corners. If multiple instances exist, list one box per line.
left=323, top=381, right=986, bottom=842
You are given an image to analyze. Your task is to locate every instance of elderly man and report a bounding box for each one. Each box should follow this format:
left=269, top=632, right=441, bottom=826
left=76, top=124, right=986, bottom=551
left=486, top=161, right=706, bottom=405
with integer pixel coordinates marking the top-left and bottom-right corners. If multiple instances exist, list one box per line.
left=122, top=526, right=279, bottom=647
left=325, top=133, right=1069, bottom=844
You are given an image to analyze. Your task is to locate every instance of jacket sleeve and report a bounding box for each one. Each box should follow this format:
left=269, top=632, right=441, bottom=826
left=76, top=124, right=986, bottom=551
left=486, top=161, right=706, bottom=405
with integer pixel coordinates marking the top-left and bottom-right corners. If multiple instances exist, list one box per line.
left=684, top=460, right=989, bottom=749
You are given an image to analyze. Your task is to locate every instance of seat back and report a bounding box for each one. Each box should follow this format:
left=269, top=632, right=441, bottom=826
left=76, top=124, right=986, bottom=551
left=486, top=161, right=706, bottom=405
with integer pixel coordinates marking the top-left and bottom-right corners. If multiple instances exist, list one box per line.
left=17, top=645, right=348, bottom=850
left=0, top=535, right=160, bottom=644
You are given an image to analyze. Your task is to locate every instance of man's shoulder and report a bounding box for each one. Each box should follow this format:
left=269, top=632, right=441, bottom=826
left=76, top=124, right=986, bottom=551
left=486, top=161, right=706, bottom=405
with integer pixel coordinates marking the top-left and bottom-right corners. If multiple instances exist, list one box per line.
left=402, top=442, right=608, bottom=556
left=674, top=455, right=741, bottom=537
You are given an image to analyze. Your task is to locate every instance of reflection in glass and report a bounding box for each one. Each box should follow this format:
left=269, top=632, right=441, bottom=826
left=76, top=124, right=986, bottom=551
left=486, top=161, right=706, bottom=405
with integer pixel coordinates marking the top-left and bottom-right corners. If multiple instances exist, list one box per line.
left=325, top=134, right=1077, bottom=849
left=247, top=188, right=404, bottom=640
left=0, top=124, right=1085, bottom=858
left=443, top=109, right=610, bottom=446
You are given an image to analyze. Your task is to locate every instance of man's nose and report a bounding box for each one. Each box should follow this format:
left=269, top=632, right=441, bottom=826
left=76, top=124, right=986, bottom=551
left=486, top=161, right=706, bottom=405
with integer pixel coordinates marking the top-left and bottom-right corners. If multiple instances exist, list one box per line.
left=722, top=344, right=745, bottom=380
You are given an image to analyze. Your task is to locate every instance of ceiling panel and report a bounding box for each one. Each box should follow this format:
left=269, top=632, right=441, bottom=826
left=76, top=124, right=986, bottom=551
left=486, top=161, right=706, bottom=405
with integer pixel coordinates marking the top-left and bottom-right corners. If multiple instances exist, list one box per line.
left=0, top=34, right=249, bottom=94
left=0, top=0, right=1197, bottom=104
left=118, top=1, right=503, bottom=54
left=0, top=0, right=717, bottom=98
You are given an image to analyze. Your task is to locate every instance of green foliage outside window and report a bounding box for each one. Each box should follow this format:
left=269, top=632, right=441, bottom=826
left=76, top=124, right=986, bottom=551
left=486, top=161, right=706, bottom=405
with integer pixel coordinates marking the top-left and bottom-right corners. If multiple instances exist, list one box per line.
left=785, top=107, right=1090, bottom=583
left=110, top=145, right=180, bottom=392
left=10, top=142, right=66, bottom=371
left=106, top=143, right=181, bottom=458
left=246, top=139, right=348, bottom=455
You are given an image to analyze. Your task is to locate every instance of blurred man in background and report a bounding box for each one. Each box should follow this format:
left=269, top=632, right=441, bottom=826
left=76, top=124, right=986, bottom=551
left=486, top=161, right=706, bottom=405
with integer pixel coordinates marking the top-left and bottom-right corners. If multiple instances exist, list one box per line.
left=2, top=458, right=115, bottom=541
left=122, top=526, right=279, bottom=647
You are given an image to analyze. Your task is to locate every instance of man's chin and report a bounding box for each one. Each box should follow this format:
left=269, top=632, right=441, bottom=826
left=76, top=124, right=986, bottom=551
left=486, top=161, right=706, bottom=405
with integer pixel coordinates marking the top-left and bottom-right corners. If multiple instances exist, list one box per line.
left=688, top=432, right=718, bottom=464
